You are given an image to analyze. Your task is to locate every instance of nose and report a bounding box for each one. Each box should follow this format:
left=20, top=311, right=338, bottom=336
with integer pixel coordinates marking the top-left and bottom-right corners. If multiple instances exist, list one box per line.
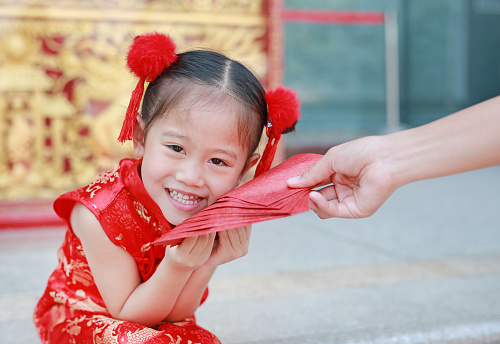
left=175, top=158, right=205, bottom=188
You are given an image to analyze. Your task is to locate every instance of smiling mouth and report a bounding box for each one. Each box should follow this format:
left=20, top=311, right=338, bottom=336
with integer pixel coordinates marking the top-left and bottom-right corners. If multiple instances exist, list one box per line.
left=169, top=189, right=203, bottom=205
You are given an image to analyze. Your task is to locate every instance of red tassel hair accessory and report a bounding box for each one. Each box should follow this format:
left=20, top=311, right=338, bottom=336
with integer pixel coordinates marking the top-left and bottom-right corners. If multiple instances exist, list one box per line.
left=254, top=86, right=301, bottom=177
left=117, top=32, right=178, bottom=142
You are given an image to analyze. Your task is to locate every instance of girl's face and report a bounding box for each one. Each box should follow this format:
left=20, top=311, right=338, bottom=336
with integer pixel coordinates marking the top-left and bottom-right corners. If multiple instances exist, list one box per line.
left=134, top=99, right=259, bottom=226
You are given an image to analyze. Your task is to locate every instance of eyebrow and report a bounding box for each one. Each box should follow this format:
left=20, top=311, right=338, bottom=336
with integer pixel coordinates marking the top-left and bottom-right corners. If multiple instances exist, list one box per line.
left=213, top=148, right=238, bottom=161
left=160, top=130, right=191, bottom=143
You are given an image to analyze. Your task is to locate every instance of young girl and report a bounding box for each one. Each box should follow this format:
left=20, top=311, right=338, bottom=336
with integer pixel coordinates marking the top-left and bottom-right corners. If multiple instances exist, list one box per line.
left=33, top=33, right=299, bottom=343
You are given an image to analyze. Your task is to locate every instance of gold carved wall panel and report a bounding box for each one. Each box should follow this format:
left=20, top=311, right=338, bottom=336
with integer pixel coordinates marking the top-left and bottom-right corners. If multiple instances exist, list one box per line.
left=0, top=0, right=275, bottom=200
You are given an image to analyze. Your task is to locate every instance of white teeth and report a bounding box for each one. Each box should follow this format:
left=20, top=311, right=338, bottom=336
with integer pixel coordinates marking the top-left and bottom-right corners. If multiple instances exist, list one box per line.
left=169, top=189, right=202, bottom=205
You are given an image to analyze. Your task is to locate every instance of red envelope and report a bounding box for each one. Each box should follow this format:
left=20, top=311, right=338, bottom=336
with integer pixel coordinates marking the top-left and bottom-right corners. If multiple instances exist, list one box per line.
left=154, top=153, right=322, bottom=246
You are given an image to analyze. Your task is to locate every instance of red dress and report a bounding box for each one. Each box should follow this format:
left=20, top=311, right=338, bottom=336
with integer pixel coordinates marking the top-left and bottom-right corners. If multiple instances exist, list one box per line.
left=34, top=159, right=220, bottom=344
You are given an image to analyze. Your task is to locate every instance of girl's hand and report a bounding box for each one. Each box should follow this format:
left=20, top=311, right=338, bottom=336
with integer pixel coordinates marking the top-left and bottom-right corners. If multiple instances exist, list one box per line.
left=164, top=233, right=216, bottom=271
left=204, top=226, right=251, bottom=268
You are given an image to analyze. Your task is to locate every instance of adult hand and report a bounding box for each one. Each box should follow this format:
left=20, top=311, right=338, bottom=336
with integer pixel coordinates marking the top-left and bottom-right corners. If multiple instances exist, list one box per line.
left=288, top=96, right=500, bottom=220
left=287, top=136, right=399, bottom=219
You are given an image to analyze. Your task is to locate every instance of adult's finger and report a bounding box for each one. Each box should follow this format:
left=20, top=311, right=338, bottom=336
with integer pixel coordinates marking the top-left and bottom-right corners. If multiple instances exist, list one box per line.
left=287, top=153, right=334, bottom=189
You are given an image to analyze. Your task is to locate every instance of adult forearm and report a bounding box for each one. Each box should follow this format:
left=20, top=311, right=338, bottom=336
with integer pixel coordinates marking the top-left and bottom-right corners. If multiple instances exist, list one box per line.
left=387, top=96, right=500, bottom=188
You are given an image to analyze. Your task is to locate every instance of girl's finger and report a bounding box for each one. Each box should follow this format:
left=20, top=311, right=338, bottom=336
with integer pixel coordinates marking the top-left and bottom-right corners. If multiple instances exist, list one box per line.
left=201, top=233, right=217, bottom=254
left=229, top=227, right=250, bottom=251
left=243, top=225, right=252, bottom=241
left=189, top=234, right=211, bottom=255
left=207, top=232, right=217, bottom=247
left=227, top=228, right=241, bottom=248
left=179, top=235, right=198, bottom=252
left=217, top=229, right=229, bottom=242
left=233, top=226, right=248, bottom=246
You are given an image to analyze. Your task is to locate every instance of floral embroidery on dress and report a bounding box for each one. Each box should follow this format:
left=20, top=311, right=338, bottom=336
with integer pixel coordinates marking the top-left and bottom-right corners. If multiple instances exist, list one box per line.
left=86, top=164, right=120, bottom=198
left=140, top=242, right=151, bottom=254
left=50, top=290, right=108, bottom=314
left=58, top=248, right=94, bottom=287
left=76, top=244, right=86, bottom=257
left=61, top=315, right=86, bottom=343
left=134, top=200, right=165, bottom=236
left=134, top=201, right=151, bottom=224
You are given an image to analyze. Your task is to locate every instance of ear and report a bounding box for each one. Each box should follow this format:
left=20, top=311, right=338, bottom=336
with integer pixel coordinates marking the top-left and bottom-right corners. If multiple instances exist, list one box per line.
left=133, top=115, right=146, bottom=158
left=242, top=153, right=260, bottom=176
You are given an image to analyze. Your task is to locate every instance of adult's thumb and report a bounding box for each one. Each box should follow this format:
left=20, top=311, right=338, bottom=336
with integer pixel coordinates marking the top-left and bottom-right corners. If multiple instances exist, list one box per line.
left=286, top=175, right=307, bottom=188
left=287, top=158, right=331, bottom=188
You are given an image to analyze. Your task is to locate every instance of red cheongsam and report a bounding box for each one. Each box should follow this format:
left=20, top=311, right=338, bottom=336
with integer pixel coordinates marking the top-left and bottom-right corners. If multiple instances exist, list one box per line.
left=34, top=158, right=220, bottom=344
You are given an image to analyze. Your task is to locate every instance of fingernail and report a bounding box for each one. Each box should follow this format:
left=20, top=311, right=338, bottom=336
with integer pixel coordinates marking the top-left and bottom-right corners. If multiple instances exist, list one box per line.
left=287, top=176, right=301, bottom=182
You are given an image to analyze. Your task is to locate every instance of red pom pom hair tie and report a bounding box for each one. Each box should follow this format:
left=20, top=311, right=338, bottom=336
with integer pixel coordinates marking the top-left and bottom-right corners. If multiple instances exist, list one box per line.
left=118, top=32, right=178, bottom=143
left=254, top=86, right=301, bottom=177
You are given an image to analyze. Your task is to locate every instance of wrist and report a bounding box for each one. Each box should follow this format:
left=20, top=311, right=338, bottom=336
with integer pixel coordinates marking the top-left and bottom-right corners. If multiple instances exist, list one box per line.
left=375, top=133, right=411, bottom=190
left=199, top=259, right=219, bottom=272
left=160, top=257, right=198, bottom=275
left=191, top=264, right=217, bottom=284
left=357, top=135, right=403, bottom=192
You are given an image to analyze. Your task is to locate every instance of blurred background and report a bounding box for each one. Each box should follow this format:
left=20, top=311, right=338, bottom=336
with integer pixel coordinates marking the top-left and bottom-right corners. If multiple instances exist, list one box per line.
left=1, top=0, right=499, bottom=208
left=284, top=0, right=500, bottom=150
left=0, top=0, right=271, bottom=208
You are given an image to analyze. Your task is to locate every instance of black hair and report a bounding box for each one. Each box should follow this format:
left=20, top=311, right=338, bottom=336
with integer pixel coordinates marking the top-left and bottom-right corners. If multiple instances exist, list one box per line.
left=141, top=50, right=267, bottom=155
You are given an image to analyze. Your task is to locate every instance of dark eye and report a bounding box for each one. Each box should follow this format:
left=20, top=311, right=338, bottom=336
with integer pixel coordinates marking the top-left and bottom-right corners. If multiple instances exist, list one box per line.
left=209, top=158, right=227, bottom=166
left=168, top=145, right=185, bottom=154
